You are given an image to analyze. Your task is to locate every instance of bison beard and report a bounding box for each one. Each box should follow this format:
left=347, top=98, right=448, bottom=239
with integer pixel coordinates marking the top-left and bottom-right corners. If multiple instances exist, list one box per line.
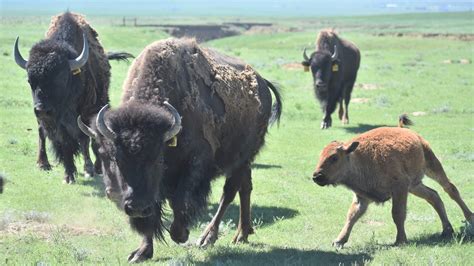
left=81, top=38, right=282, bottom=262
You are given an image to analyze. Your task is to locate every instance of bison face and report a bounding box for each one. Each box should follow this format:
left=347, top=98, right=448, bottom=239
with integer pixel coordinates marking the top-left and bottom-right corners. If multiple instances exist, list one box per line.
left=313, top=141, right=359, bottom=186
left=78, top=102, right=182, bottom=218
left=14, top=35, right=89, bottom=118
left=301, top=46, right=339, bottom=91
left=28, top=67, right=74, bottom=118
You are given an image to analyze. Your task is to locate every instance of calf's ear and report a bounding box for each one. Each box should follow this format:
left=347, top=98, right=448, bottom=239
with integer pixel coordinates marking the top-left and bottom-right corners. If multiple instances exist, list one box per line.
left=345, top=141, right=359, bottom=154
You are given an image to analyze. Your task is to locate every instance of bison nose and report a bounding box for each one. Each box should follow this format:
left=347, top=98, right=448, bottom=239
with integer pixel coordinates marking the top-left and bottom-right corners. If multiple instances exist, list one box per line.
left=124, top=200, right=153, bottom=217
left=312, top=172, right=324, bottom=182
left=34, top=104, right=51, bottom=117
left=316, top=81, right=327, bottom=89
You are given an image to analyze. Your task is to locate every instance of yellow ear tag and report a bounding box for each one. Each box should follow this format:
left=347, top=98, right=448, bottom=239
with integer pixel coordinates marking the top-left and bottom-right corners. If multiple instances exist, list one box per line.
left=332, top=64, right=339, bottom=72
left=303, top=65, right=310, bottom=72
left=167, top=136, right=177, bottom=147
left=72, top=68, right=81, bottom=75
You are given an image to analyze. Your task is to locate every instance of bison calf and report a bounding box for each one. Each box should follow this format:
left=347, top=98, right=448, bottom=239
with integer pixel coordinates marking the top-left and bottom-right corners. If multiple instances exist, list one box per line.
left=312, top=115, right=473, bottom=247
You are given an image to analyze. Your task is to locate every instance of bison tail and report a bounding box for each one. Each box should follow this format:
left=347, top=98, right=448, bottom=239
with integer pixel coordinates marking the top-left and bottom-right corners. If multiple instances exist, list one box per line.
left=265, top=79, right=282, bottom=126
left=398, top=114, right=413, bottom=128
left=106, top=51, right=135, bottom=62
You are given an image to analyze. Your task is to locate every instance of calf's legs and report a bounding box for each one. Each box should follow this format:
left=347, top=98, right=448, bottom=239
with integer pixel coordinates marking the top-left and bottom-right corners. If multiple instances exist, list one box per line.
left=391, top=186, right=408, bottom=245
left=333, top=194, right=369, bottom=248
left=409, top=183, right=454, bottom=236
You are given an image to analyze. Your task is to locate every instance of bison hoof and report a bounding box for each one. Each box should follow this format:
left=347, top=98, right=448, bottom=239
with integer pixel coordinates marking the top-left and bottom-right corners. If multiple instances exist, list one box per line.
left=332, top=240, right=346, bottom=249
left=320, top=121, right=332, bottom=129
left=441, top=226, right=454, bottom=238
left=232, top=226, right=254, bottom=244
left=127, top=244, right=153, bottom=263
left=37, top=162, right=52, bottom=171
left=197, top=227, right=218, bottom=248
left=170, top=223, right=189, bottom=244
left=84, top=164, right=95, bottom=178
left=63, top=175, right=76, bottom=184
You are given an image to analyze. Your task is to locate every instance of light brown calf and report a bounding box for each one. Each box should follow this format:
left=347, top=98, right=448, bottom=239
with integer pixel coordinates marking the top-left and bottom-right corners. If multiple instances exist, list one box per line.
left=312, top=116, right=473, bottom=247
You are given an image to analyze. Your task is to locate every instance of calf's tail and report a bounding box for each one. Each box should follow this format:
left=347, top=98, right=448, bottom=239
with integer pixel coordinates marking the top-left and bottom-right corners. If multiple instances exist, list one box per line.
left=398, top=114, right=413, bottom=128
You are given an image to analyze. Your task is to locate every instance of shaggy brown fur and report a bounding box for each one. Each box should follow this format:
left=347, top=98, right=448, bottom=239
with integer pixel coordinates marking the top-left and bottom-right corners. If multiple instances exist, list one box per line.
left=312, top=116, right=473, bottom=247
left=87, top=38, right=281, bottom=262
left=47, top=12, right=111, bottom=114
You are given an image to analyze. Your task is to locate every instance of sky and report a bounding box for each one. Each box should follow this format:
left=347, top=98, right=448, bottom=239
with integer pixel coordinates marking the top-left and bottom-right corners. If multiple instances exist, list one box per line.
left=1, top=0, right=472, bottom=17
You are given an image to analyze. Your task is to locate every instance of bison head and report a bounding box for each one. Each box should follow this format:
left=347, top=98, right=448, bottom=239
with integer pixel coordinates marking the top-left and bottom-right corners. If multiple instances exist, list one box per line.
left=312, top=141, right=359, bottom=186
left=301, top=45, right=339, bottom=91
left=14, top=34, right=89, bottom=118
left=78, top=102, right=181, bottom=218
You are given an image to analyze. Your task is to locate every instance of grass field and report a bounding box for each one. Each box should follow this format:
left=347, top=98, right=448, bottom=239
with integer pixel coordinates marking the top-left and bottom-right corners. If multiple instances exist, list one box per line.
left=0, top=12, right=473, bottom=265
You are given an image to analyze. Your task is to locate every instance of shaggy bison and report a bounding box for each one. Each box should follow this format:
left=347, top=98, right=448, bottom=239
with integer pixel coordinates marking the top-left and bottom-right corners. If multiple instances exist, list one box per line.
left=312, top=115, right=473, bottom=247
left=301, top=29, right=360, bottom=129
left=78, top=38, right=282, bottom=262
left=14, top=12, right=132, bottom=183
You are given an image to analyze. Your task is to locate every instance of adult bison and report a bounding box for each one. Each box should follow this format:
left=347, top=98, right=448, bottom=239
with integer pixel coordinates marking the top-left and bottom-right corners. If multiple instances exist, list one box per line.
left=14, top=12, right=132, bottom=183
left=301, top=29, right=360, bottom=129
left=312, top=115, right=473, bottom=247
left=78, top=38, right=282, bottom=262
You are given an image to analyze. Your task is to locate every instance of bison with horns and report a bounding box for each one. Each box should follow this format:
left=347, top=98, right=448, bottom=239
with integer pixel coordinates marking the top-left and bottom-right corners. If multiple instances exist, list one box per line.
left=78, top=38, right=282, bottom=262
left=301, top=29, right=360, bottom=129
left=14, top=12, right=133, bottom=183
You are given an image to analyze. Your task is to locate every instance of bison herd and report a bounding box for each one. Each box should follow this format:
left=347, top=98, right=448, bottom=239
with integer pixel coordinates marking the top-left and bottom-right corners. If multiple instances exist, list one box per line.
left=5, top=11, right=473, bottom=262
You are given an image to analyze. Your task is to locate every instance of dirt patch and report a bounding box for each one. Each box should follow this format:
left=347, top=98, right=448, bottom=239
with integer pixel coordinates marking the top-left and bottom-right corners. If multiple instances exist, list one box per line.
left=352, top=98, right=370, bottom=103
left=412, top=111, right=427, bottom=116
left=2, top=220, right=107, bottom=239
left=442, top=59, right=471, bottom=64
left=245, top=25, right=300, bottom=35
left=375, top=32, right=474, bottom=41
left=163, top=25, right=241, bottom=42
left=355, top=83, right=379, bottom=90
left=282, top=62, right=304, bottom=70
left=365, top=220, right=384, bottom=227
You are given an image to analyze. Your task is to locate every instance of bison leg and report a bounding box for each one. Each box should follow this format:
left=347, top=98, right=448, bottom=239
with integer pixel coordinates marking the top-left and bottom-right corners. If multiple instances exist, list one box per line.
left=391, top=186, right=408, bottom=245
left=197, top=167, right=243, bottom=247
left=36, top=125, right=51, bottom=170
left=79, top=136, right=95, bottom=178
left=424, top=150, right=474, bottom=223
left=409, top=183, right=453, bottom=237
left=62, top=151, right=77, bottom=184
left=333, top=194, right=369, bottom=248
left=127, top=234, right=153, bottom=263
left=338, top=99, right=344, bottom=121
left=342, top=81, right=355, bottom=125
left=232, top=165, right=254, bottom=244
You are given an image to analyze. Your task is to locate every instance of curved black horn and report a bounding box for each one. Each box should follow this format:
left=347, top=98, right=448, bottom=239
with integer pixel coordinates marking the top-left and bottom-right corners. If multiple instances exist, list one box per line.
left=303, top=47, right=309, bottom=61
left=14, top=36, right=27, bottom=69
left=77, top=116, right=97, bottom=139
left=69, top=33, right=89, bottom=71
left=96, top=104, right=116, bottom=140
left=331, top=45, right=338, bottom=61
left=163, top=101, right=182, bottom=142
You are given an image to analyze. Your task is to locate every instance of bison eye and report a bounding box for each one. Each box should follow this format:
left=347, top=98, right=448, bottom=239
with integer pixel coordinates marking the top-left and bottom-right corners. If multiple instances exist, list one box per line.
left=329, top=155, right=338, bottom=164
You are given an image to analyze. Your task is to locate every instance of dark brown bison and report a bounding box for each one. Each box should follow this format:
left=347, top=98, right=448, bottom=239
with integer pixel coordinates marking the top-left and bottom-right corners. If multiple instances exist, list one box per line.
left=78, top=38, right=282, bottom=262
left=14, top=12, right=132, bottom=183
left=312, top=115, right=473, bottom=247
left=0, top=174, right=4, bottom=194
left=301, top=29, right=360, bottom=129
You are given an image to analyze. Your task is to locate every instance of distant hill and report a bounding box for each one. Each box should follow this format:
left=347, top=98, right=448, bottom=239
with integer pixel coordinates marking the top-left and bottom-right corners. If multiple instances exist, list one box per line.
left=1, top=0, right=472, bottom=17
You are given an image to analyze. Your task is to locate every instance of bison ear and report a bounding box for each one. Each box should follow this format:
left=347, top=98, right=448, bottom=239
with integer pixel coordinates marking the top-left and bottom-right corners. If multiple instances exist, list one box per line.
left=345, top=142, right=359, bottom=154
left=301, top=61, right=310, bottom=67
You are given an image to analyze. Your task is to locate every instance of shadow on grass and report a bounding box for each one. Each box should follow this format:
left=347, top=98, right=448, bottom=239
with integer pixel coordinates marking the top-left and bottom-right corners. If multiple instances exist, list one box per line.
left=157, top=244, right=372, bottom=265
left=79, top=176, right=106, bottom=197
left=251, top=163, right=282, bottom=170
left=200, top=204, right=299, bottom=229
left=409, top=231, right=473, bottom=246
left=342, top=124, right=386, bottom=134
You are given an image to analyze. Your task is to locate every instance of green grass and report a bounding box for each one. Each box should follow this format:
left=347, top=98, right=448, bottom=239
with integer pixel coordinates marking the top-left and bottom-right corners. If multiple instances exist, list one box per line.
left=0, top=12, right=473, bottom=265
